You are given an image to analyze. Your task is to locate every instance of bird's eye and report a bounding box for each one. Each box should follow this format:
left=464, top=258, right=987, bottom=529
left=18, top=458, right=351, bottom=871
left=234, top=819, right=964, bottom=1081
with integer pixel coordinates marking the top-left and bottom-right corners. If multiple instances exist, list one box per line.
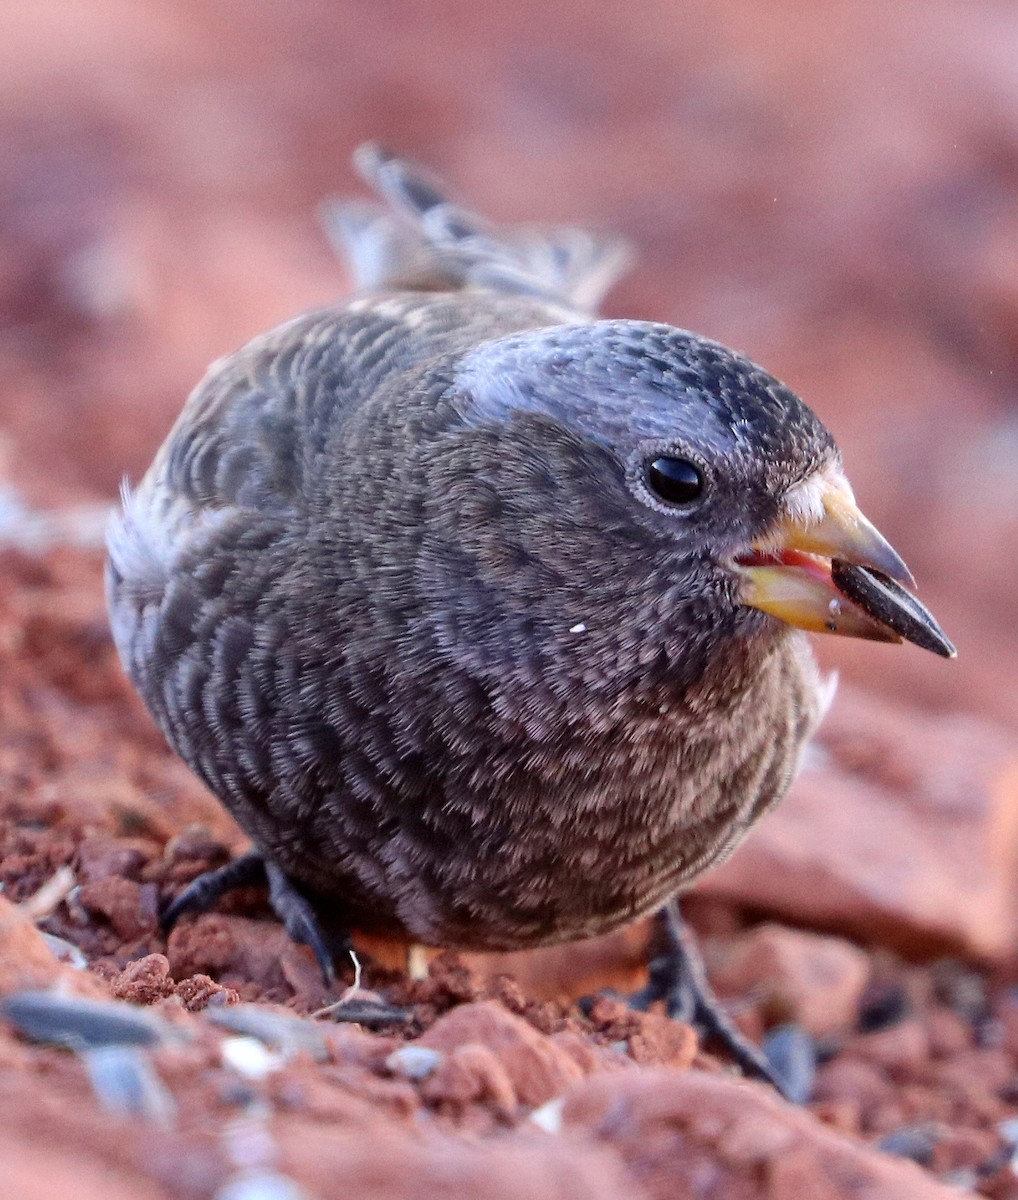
left=646, top=457, right=704, bottom=506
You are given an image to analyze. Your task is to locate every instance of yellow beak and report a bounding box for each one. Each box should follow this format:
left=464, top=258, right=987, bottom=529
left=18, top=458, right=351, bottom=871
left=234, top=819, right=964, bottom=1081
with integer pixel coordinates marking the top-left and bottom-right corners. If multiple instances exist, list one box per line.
left=735, top=475, right=911, bottom=643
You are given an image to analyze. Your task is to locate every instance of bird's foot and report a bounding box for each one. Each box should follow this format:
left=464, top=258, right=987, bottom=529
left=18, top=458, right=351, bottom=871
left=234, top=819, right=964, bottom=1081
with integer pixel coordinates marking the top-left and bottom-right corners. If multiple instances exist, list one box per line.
left=629, top=897, right=793, bottom=1100
left=264, top=861, right=350, bottom=985
left=160, top=851, right=267, bottom=929
left=160, top=852, right=348, bottom=986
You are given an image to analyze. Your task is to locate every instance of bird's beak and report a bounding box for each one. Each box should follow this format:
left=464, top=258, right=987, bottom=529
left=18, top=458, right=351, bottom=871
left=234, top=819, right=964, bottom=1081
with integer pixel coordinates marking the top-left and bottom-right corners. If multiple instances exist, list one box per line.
left=734, top=472, right=946, bottom=648
left=764, top=482, right=915, bottom=589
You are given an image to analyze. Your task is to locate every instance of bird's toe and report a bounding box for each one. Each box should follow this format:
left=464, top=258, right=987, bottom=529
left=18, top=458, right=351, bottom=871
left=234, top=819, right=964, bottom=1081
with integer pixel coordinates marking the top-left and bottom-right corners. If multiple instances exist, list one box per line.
left=160, top=851, right=267, bottom=933
left=264, top=862, right=348, bottom=985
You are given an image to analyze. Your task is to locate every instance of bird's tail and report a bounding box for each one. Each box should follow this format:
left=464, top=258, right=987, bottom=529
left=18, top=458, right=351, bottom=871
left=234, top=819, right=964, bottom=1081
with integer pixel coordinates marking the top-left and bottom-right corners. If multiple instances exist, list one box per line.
left=321, top=143, right=632, bottom=314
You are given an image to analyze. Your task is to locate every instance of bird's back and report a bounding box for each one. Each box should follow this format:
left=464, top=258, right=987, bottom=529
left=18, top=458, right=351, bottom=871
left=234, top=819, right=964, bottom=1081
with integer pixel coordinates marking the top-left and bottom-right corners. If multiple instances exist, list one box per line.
left=108, top=143, right=629, bottom=682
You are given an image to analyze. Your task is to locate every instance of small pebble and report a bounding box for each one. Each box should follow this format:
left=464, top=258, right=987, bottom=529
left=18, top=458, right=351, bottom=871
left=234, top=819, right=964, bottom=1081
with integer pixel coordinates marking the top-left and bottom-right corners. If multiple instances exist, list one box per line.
left=221, top=1036, right=284, bottom=1081
left=931, top=959, right=987, bottom=1024
left=40, top=932, right=88, bottom=969
left=875, top=1123, right=942, bottom=1167
left=938, top=1167, right=978, bottom=1190
left=857, top=983, right=909, bottom=1033
left=977, top=1017, right=1005, bottom=1049
left=530, top=1096, right=565, bottom=1135
left=222, top=1113, right=277, bottom=1168
left=385, top=1044, right=443, bottom=1080
left=321, top=996, right=410, bottom=1026
left=219, top=1079, right=260, bottom=1109
left=83, top=1044, right=176, bottom=1126
left=207, top=1005, right=329, bottom=1062
left=216, top=1171, right=311, bottom=1200
left=1, top=990, right=172, bottom=1049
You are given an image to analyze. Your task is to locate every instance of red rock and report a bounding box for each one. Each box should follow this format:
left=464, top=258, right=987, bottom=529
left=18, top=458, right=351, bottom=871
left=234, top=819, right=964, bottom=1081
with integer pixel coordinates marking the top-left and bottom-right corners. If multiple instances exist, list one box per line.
left=427, top=951, right=488, bottom=1002
left=278, top=939, right=337, bottom=1008
left=848, top=1019, right=931, bottom=1078
left=767, top=1146, right=846, bottom=1200
left=809, top=1099, right=861, bottom=1136
left=467, top=923, right=652, bottom=1004
left=301, top=1064, right=421, bottom=1121
left=0, top=895, right=65, bottom=993
left=327, top=1024, right=401, bottom=1072
left=76, top=834, right=151, bottom=884
left=982, top=1166, right=1018, bottom=1200
left=867, top=1101, right=910, bottom=1135
left=270, top=1068, right=389, bottom=1125
left=699, top=685, right=1018, bottom=961
left=0, top=893, right=102, bottom=996
left=728, top=1002, right=766, bottom=1045
left=108, top=952, right=175, bottom=1004
left=626, top=1012, right=698, bottom=1070
left=162, top=826, right=231, bottom=866
left=421, top=1043, right=518, bottom=1118
left=420, top=1000, right=584, bottom=1108
left=562, top=1069, right=964, bottom=1199
left=288, top=1125, right=633, bottom=1200
left=549, top=1029, right=620, bottom=1076
left=77, top=876, right=159, bottom=941
left=164, top=914, right=241, bottom=980
left=929, top=1053, right=1012, bottom=1125
left=2, top=1134, right=165, bottom=1200
left=922, top=1007, right=973, bottom=1059
left=934, top=1047, right=1013, bottom=1096
left=929, top=1125, right=1000, bottom=1174
left=585, top=994, right=644, bottom=1040
left=812, top=1058, right=894, bottom=1123
left=994, top=995, right=1018, bottom=1060
left=709, top=923, right=870, bottom=1037
left=165, top=914, right=296, bottom=995
left=896, top=1083, right=954, bottom=1126
left=173, top=973, right=238, bottom=1011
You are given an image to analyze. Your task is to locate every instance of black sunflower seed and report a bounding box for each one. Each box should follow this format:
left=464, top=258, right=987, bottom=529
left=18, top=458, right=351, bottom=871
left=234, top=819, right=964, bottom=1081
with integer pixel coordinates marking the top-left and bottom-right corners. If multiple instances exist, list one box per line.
left=831, top=561, right=956, bottom=658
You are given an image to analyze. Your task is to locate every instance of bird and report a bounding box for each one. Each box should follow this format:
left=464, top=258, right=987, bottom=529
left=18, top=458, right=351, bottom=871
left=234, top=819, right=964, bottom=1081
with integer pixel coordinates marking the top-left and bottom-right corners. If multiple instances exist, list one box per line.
left=107, top=145, right=953, bottom=1092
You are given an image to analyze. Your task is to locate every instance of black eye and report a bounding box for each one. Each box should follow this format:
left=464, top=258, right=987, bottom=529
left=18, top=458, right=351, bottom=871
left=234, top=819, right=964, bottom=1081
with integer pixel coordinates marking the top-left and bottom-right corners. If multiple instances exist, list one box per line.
left=646, top=457, right=704, bottom=506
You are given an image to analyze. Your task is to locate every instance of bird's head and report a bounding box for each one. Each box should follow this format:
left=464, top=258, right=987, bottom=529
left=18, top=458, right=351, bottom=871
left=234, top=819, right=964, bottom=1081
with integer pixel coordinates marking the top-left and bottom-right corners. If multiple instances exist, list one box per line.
left=445, top=319, right=952, bottom=665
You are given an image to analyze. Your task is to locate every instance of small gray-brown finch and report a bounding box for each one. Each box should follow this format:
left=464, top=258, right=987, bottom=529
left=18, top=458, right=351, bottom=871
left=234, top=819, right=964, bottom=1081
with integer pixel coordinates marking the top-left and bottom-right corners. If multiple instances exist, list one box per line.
left=108, top=146, right=953, bottom=1092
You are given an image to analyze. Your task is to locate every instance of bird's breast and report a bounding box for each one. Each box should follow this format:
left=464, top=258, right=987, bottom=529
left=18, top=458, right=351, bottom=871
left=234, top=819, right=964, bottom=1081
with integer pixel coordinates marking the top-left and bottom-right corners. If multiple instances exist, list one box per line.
left=279, top=630, right=822, bottom=951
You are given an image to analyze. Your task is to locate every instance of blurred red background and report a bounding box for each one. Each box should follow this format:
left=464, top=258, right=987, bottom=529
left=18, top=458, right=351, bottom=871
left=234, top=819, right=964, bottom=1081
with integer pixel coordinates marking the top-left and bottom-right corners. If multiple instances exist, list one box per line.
left=1, top=0, right=1016, bottom=730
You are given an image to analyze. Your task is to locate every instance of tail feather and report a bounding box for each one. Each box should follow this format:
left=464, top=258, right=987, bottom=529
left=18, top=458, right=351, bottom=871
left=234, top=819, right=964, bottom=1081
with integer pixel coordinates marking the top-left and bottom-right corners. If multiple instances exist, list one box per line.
left=320, top=198, right=424, bottom=293
left=322, top=142, right=632, bottom=313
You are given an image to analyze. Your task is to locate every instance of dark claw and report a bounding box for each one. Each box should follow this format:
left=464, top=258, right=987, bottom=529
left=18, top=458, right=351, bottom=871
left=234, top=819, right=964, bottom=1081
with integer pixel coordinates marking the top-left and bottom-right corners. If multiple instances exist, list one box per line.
left=761, top=1023, right=817, bottom=1104
left=632, top=897, right=794, bottom=1100
left=160, top=852, right=267, bottom=932
left=160, top=852, right=348, bottom=988
left=629, top=945, right=697, bottom=1023
left=264, top=861, right=346, bottom=986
